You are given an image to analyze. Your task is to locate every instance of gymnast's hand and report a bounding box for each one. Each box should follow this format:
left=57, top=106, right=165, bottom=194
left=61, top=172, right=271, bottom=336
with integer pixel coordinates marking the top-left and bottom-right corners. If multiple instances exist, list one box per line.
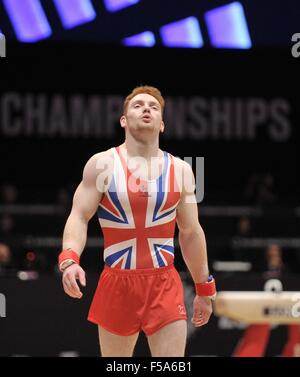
left=62, top=263, right=86, bottom=299
left=191, top=295, right=213, bottom=327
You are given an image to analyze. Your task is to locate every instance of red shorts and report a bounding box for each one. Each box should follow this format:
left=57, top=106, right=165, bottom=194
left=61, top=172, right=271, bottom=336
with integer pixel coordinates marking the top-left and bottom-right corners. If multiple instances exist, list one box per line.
left=88, top=264, right=187, bottom=336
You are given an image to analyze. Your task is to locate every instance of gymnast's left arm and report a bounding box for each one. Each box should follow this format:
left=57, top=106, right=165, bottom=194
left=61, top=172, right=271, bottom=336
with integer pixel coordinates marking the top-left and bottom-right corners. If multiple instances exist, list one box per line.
left=176, top=161, right=213, bottom=327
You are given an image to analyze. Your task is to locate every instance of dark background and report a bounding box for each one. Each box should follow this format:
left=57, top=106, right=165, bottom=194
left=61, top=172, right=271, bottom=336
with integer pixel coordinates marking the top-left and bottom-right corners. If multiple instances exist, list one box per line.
left=0, top=0, right=300, bottom=358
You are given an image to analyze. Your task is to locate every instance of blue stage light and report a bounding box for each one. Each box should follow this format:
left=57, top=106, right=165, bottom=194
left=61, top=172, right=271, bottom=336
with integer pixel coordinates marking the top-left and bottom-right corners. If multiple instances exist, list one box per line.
left=2, top=0, right=52, bottom=42
left=204, top=2, right=252, bottom=49
left=53, top=0, right=96, bottom=29
left=104, top=0, right=140, bottom=13
left=160, top=17, right=203, bottom=48
left=123, top=31, right=155, bottom=47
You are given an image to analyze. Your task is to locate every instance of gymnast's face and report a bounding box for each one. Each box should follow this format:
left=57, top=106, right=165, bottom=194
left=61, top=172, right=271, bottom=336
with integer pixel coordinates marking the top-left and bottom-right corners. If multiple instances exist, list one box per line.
left=120, top=93, right=164, bottom=136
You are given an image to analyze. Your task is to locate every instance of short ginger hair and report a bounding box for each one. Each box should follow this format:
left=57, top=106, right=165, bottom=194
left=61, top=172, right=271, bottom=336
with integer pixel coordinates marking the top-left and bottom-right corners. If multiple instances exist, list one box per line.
left=123, top=85, right=165, bottom=115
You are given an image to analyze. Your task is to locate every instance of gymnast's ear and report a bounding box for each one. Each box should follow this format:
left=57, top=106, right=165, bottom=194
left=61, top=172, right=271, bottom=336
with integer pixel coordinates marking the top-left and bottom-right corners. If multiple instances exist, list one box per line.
left=120, top=115, right=126, bottom=128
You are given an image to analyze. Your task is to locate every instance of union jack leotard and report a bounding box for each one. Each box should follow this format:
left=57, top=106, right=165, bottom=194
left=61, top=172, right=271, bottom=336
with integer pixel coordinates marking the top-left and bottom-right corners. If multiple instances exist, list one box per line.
left=97, top=147, right=181, bottom=269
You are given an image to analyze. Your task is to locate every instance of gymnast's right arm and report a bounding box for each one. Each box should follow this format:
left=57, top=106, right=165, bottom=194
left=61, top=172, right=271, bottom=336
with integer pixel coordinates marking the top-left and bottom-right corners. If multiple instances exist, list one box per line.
left=59, top=154, right=105, bottom=299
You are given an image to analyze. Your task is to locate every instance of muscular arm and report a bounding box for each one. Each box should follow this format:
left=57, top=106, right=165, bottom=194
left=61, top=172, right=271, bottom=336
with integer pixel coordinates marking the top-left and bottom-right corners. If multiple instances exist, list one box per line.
left=176, top=160, right=212, bottom=327
left=62, top=156, right=103, bottom=255
left=62, top=151, right=113, bottom=254
left=60, top=152, right=112, bottom=299
left=176, top=161, right=209, bottom=283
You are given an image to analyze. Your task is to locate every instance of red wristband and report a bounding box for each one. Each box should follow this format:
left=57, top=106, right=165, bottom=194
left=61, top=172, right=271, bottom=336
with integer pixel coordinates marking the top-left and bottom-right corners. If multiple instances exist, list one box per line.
left=195, top=276, right=216, bottom=296
left=58, top=249, right=80, bottom=266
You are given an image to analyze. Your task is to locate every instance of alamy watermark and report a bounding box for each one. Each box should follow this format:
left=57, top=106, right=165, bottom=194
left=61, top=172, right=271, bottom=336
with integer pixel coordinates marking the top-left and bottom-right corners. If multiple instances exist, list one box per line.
left=264, top=279, right=300, bottom=318
left=0, top=293, right=6, bottom=317
left=95, top=156, right=204, bottom=203
left=291, top=293, right=300, bottom=318
left=291, top=33, right=300, bottom=58
left=0, top=32, right=6, bottom=57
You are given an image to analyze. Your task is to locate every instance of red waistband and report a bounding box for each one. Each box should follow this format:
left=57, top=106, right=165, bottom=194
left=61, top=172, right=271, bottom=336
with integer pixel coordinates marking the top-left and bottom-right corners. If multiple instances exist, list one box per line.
left=103, top=263, right=175, bottom=275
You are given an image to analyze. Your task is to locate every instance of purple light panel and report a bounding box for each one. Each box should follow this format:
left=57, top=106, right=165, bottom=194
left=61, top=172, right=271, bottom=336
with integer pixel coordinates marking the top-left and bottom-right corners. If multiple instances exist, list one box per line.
left=204, top=2, right=252, bottom=49
left=123, top=31, right=155, bottom=47
left=53, top=0, right=96, bottom=29
left=160, top=17, right=203, bottom=48
left=3, top=0, right=52, bottom=42
left=104, top=0, right=140, bottom=12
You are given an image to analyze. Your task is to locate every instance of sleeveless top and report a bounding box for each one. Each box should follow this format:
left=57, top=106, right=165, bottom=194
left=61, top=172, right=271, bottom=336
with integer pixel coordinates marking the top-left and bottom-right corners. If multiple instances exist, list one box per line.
left=97, top=146, right=181, bottom=269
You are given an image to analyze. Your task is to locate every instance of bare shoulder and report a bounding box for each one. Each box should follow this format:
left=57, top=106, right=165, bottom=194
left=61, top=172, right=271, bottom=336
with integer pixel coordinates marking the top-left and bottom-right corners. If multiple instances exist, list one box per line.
left=86, top=147, right=114, bottom=166
left=83, top=148, right=115, bottom=184
left=173, top=156, right=194, bottom=182
left=172, top=156, right=195, bottom=198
